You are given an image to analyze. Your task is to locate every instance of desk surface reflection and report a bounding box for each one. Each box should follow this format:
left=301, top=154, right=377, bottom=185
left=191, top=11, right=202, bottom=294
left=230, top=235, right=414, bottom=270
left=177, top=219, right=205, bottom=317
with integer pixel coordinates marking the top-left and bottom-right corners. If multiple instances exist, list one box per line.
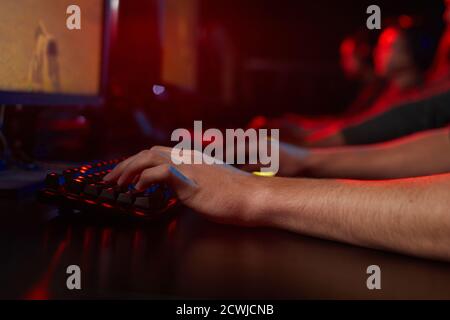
left=1, top=197, right=450, bottom=299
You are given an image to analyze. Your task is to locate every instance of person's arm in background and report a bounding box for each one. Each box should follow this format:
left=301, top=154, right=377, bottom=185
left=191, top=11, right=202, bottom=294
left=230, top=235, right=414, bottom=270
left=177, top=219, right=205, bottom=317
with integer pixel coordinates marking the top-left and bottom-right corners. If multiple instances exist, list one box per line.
left=303, top=90, right=450, bottom=148
left=104, top=147, right=450, bottom=262
left=292, top=127, right=450, bottom=179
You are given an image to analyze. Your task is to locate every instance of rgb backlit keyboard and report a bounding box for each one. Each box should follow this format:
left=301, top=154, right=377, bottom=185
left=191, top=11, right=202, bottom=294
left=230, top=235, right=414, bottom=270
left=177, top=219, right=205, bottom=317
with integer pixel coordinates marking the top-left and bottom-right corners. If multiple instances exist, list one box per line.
left=39, top=158, right=178, bottom=221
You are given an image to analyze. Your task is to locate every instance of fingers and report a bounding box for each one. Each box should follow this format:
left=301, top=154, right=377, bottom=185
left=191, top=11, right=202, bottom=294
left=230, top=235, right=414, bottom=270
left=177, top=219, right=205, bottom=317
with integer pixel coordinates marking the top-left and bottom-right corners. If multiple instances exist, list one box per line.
left=116, top=150, right=166, bottom=186
left=134, top=165, right=172, bottom=191
left=104, top=147, right=171, bottom=185
left=135, top=164, right=197, bottom=193
left=104, top=153, right=139, bottom=182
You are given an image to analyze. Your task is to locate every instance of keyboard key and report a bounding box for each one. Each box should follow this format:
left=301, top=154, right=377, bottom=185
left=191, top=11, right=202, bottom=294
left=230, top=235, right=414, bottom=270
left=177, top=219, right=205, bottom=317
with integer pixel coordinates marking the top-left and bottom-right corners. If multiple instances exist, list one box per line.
left=93, top=172, right=104, bottom=181
left=84, top=181, right=111, bottom=197
left=45, top=173, right=61, bottom=189
left=117, top=191, right=138, bottom=206
left=135, top=188, right=166, bottom=210
left=67, top=177, right=86, bottom=194
left=63, top=169, right=74, bottom=181
left=99, top=186, right=127, bottom=202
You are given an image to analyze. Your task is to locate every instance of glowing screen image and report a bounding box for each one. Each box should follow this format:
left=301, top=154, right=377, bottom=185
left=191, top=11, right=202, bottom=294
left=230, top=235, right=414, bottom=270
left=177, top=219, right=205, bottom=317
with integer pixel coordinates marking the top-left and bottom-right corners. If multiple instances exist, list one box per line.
left=0, top=0, right=104, bottom=96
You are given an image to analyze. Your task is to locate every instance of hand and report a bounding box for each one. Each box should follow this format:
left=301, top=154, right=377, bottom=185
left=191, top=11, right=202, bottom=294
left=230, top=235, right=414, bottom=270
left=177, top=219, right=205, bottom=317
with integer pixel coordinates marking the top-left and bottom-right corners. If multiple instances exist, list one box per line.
left=104, top=146, right=264, bottom=226
left=237, top=139, right=312, bottom=177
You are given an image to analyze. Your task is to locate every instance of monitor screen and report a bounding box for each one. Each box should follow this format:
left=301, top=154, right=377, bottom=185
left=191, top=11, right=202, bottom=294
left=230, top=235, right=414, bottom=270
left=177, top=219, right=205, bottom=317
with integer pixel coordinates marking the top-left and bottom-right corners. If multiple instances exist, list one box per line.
left=0, top=0, right=108, bottom=105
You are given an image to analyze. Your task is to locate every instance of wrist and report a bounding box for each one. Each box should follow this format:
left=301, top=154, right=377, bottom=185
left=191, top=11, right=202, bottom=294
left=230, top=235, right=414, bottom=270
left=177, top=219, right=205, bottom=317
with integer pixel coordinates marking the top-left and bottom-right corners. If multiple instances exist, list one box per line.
left=243, top=175, right=280, bottom=227
left=236, top=175, right=265, bottom=226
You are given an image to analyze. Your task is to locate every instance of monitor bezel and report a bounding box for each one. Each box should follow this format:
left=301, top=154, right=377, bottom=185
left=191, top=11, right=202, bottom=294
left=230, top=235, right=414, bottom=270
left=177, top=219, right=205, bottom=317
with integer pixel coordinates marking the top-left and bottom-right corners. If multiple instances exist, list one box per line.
left=0, top=0, right=111, bottom=106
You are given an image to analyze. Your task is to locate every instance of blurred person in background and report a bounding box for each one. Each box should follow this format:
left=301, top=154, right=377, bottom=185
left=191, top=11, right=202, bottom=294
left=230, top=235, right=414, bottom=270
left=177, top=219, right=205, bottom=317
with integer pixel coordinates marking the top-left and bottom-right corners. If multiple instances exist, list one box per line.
left=248, top=30, right=384, bottom=141
left=251, top=17, right=438, bottom=147
left=427, top=0, right=450, bottom=85
left=302, top=17, right=446, bottom=147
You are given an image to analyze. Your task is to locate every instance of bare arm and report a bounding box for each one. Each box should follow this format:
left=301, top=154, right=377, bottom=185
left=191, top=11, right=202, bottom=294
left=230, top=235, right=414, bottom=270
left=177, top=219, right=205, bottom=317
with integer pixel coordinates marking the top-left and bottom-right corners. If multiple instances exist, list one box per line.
left=297, top=128, right=450, bottom=179
left=303, top=91, right=450, bottom=148
left=254, top=174, right=450, bottom=261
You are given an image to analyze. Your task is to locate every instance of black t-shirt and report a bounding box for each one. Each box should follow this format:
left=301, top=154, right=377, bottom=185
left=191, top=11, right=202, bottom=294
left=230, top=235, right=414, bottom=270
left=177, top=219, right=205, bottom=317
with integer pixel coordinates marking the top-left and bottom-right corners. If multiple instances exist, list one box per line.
left=342, top=90, right=450, bottom=145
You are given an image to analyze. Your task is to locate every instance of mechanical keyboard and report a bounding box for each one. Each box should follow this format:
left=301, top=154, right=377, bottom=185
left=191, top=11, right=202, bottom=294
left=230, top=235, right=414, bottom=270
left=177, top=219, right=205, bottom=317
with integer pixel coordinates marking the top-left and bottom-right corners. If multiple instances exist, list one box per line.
left=38, top=158, right=178, bottom=221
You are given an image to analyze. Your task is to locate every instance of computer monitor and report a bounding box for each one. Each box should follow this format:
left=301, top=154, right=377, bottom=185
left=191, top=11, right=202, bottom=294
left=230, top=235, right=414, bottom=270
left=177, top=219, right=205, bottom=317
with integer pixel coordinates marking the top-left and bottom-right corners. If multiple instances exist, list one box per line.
left=0, top=0, right=111, bottom=106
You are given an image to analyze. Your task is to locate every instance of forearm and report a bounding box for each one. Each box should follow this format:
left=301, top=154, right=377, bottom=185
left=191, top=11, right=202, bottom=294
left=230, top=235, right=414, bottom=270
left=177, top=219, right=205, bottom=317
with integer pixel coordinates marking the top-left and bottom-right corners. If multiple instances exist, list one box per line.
left=250, top=174, right=450, bottom=261
left=305, top=91, right=450, bottom=147
left=302, top=128, right=450, bottom=179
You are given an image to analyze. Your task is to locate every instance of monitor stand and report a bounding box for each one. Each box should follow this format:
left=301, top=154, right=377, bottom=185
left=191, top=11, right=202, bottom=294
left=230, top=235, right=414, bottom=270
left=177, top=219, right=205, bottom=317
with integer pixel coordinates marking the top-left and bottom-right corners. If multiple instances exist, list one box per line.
left=0, top=162, right=74, bottom=198
left=0, top=167, right=47, bottom=198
